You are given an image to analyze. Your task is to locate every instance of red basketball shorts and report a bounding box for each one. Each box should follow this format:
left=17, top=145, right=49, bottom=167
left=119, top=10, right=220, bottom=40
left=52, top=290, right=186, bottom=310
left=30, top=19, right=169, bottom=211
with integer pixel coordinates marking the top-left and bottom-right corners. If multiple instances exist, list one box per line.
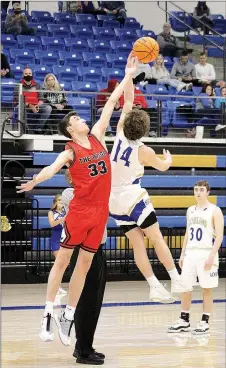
left=60, top=203, right=109, bottom=253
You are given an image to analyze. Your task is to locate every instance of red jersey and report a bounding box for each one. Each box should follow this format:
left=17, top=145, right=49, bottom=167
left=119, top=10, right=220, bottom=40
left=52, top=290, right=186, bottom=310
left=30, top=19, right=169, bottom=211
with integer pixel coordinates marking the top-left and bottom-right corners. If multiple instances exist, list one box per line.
left=66, top=135, right=111, bottom=205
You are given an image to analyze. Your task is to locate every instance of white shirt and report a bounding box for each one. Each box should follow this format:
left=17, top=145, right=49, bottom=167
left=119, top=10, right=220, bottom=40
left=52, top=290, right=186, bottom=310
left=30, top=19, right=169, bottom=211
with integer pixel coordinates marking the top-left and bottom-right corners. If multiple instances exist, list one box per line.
left=195, top=62, right=216, bottom=81
left=133, top=62, right=152, bottom=80
left=151, top=66, right=170, bottom=80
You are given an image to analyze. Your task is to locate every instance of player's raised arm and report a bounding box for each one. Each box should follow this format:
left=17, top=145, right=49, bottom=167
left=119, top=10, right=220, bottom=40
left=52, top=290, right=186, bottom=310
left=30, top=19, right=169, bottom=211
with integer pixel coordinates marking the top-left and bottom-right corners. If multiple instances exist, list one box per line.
left=139, top=146, right=172, bottom=172
left=16, top=149, right=73, bottom=193
left=91, top=53, right=138, bottom=141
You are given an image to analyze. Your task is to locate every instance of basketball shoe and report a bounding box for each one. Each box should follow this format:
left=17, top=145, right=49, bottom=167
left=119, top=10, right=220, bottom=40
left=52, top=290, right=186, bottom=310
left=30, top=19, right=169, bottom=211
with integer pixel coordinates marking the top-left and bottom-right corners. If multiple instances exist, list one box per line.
left=149, top=283, right=175, bottom=303
left=39, top=313, right=54, bottom=342
left=168, top=318, right=191, bottom=333
left=192, top=321, right=209, bottom=335
left=57, top=287, right=67, bottom=295
left=54, top=310, right=74, bottom=345
left=171, top=279, right=190, bottom=294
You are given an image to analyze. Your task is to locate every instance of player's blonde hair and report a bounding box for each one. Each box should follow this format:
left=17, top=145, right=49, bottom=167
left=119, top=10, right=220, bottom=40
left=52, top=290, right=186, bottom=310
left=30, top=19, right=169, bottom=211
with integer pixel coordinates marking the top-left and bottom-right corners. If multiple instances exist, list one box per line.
left=51, top=194, right=62, bottom=210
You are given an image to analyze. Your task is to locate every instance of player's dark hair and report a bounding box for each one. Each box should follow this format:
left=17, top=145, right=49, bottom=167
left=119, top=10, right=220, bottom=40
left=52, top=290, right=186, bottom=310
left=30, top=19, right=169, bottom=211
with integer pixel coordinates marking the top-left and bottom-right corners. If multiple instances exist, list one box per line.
left=123, top=109, right=150, bottom=141
left=58, top=111, right=78, bottom=138
left=194, top=180, right=210, bottom=192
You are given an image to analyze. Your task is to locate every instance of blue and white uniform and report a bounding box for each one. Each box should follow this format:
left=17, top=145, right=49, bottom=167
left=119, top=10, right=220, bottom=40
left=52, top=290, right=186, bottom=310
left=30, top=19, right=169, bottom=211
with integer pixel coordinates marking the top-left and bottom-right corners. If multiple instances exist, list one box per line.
left=50, top=208, right=66, bottom=252
left=110, top=131, right=154, bottom=227
left=182, top=203, right=219, bottom=290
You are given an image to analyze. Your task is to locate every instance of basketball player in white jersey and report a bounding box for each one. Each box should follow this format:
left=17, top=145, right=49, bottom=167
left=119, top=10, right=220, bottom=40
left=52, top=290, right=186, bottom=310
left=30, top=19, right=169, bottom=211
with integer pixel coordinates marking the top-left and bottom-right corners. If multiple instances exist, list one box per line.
left=110, top=73, right=188, bottom=303
left=168, top=180, right=224, bottom=334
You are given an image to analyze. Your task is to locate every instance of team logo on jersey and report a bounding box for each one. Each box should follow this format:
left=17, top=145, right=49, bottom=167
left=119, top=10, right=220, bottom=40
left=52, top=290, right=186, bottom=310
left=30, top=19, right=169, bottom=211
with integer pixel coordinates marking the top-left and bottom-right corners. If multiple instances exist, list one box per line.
left=210, top=271, right=218, bottom=277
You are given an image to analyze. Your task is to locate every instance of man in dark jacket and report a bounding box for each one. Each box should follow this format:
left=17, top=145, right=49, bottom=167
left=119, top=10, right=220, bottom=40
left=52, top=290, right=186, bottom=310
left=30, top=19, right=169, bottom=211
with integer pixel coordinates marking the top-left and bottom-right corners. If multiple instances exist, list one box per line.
left=99, top=1, right=126, bottom=23
left=13, top=67, right=51, bottom=133
left=5, top=2, right=35, bottom=37
left=1, top=44, right=14, bottom=78
left=157, top=23, right=193, bottom=57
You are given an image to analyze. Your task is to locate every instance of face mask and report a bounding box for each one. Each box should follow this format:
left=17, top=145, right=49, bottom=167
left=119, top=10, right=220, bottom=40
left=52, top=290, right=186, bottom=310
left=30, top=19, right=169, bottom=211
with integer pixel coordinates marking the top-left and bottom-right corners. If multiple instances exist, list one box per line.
left=14, top=10, right=21, bottom=14
left=23, top=75, right=33, bottom=82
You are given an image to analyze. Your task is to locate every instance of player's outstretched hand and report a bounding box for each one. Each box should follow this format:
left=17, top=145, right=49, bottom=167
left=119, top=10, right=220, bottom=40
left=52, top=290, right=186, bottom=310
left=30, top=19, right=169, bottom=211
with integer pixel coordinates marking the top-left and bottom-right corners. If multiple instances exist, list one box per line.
left=16, top=177, right=36, bottom=193
left=163, top=149, right=172, bottom=165
left=125, top=51, right=139, bottom=76
left=204, top=255, right=214, bottom=271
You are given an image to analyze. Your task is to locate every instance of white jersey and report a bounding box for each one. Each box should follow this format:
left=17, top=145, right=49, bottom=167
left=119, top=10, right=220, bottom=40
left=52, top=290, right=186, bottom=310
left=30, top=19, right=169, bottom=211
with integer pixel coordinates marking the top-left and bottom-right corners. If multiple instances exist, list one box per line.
left=186, top=203, right=217, bottom=250
left=110, top=131, right=144, bottom=188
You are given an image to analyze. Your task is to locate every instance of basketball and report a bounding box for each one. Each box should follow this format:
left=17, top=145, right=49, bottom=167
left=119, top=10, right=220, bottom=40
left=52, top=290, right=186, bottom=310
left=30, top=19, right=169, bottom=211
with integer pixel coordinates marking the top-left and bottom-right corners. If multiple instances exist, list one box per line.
left=133, top=37, right=160, bottom=63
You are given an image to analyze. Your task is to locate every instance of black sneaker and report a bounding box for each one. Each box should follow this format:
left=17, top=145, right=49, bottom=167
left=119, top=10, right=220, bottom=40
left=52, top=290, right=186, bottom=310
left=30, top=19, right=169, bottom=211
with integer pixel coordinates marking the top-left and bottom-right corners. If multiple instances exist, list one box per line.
left=73, top=349, right=105, bottom=359
left=75, top=352, right=104, bottom=365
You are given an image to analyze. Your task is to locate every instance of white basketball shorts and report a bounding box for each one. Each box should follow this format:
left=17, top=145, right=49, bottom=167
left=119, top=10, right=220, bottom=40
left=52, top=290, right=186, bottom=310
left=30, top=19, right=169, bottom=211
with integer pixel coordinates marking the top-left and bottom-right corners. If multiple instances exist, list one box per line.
left=181, top=248, right=219, bottom=290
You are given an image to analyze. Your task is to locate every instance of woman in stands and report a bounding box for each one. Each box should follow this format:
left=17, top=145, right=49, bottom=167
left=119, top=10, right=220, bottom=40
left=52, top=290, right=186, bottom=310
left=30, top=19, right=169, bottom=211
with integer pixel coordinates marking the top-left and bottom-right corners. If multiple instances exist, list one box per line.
left=193, top=1, right=213, bottom=35
left=141, top=55, right=192, bottom=92
left=48, top=194, right=67, bottom=295
left=196, top=83, right=215, bottom=109
left=43, top=74, right=73, bottom=133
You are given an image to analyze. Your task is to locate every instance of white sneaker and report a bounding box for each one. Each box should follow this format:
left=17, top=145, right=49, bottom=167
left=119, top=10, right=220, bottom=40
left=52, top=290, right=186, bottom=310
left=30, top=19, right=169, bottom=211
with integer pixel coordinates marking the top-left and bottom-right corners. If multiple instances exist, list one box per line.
left=186, top=83, right=193, bottom=91
left=39, top=313, right=54, bottom=342
left=215, top=124, right=226, bottom=131
left=171, top=279, right=190, bottom=294
left=54, top=311, right=74, bottom=346
left=149, top=283, right=175, bottom=303
left=168, top=318, right=191, bottom=333
left=192, top=321, right=209, bottom=335
left=140, top=81, right=148, bottom=87
left=57, top=287, right=67, bottom=295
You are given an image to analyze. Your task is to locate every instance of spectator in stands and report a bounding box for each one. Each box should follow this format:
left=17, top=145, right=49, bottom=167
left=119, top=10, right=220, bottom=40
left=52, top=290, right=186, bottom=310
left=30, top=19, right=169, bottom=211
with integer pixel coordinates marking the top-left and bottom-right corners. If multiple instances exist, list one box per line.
left=1, top=1, right=20, bottom=11
left=157, top=23, right=193, bottom=58
left=137, top=55, right=192, bottom=91
left=96, top=79, right=121, bottom=136
left=81, top=1, right=103, bottom=14
left=193, top=1, right=213, bottom=34
left=120, top=81, right=148, bottom=109
left=1, top=44, right=14, bottom=78
left=13, top=67, right=52, bottom=133
left=43, top=74, right=73, bottom=133
left=196, top=83, right=215, bottom=109
left=195, top=53, right=226, bottom=88
left=215, top=87, right=226, bottom=131
left=99, top=1, right=126, bottom=24
left=60, top=1, right=83, bottom=13
left=171, top=50, right=200, bottom=88
left=5, top=2, right=35, bottom=37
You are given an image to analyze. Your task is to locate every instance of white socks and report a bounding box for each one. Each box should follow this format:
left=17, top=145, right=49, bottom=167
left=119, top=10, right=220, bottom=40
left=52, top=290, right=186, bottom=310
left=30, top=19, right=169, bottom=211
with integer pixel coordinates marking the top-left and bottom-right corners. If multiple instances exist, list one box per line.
left=168, top=268, right=180, bottom=282
left=44, top=301, right=54, bottom=316
left=146, top=275, right=161, bottom=288
left=64, top=305, right=76, bottom=321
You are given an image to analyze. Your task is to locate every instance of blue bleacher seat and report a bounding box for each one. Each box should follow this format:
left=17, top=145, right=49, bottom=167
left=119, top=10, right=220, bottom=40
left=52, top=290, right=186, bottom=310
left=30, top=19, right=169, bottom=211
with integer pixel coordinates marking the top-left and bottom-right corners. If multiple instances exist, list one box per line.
left=207, top=48, right=223, bottom=58
left=72, top=81, right=97, bottom=98
left=1, top=95, right=14, bottom=104
left=102, top=19, right=120, bottom=28
left=96, top=14, right=116, bottom=25
left=124, top=17, right=141, bottom=29
left=31, top=11, right=54, bottom=23
left=67, top=97, right=91, bottom=120
left=75, top=14, right=97, bottom=27
left=65, top=38, right=89, bottom=52
left=54, top=12, right=74, bottom=24
left=96, top=82, right=106, bottom=91
left=82, top=52, right=107, bottom=67
left=136, top=29, right=156, bottom=39
left=1, top=8, right=6, bottom=21
left=212, top=14, right=224, bottom=20
left=58, top=51, right=83, bottom=67
left=34, top=50, right=59, bottom=66
left=205, top=36, right=225, bottom=46
left=92, top=27, right=115, bottom=41
left=10, top=49, right=35, bottom=65
left=169, top=12, right=192, bottom=32
left=88, top=39, right=112, bottom=53
left=72, top=26, right=94, bottom=40
left=192, top=86, right=202, bottom=96
left=1, top=79, right=16, bottom=96
left=33, top=65, right=52, bottom=80
left=27, top=23, right=48, bottom=37
left=188, top=35, right=204, bottom=45
left=47, top=24, right=71, bottom=37
left=52, top=65, right=78, bottom=81
left=110, top=41, right=132, bottom=54
left=175, top=90, right=195, bottom=104
left=2, top=34, right=18, bottom=49
left=114, top=28, right=137, bottom=42
left=101, top=68, right=124, bottom=81
left=17, top=35, right=41, bottom=50
left=163, top=56, right=174, bottom=70
left=59, top=81, right=72, bottom=90
left=41, top=36, right=65, bottom=51
left=69, top=25, right=82, bottom=35
left=77, top=67, right=102, bottom=82
left=10, top=65, right=24, bottom=80
left=152, top=85, right=169, bottom=101
left=169, top=100, right=193, bottom=127
left=212, top=18, right=226, bottom=34
left=106, top=54, right=127, bottom=68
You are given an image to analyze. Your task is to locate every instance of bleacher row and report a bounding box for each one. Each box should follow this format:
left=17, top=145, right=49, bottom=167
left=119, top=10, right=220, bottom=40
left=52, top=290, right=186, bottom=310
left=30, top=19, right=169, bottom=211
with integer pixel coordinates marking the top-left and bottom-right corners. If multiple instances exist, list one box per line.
left=27, top=152, right=226, bottom=251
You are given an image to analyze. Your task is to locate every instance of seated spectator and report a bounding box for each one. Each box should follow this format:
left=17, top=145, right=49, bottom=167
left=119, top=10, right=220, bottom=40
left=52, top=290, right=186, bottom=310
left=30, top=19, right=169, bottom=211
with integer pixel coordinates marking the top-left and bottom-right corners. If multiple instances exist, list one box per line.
left=215, top=87, right=226, bottom=131
left=133, top=61, right=152, bottom=85
left=5, top=2, right=35, bottom=37
left=96, top=79, right=122, bottom=136
left=1, top=1, right=20, bottom=11
left=195, top=53, right=226, bottom=88
left=60, top=1, right=82, bottom=13
left=139, top=54, right=192, bottom=91
left=196, top=83, right=215, bottom=109
left=120, top=81, right=148, bottom=109
left=81, top=1, right=101, bottom=14
left=157, top=23, right=193, bottom=58
left=43, top=73, right=73, bottom=133
left=13, top=67, right=52, bottom=134
left=99, top=1, right=126, bottom=24
left=193, top=1, right=214, bottom=35
left=171, top=51, right=201, bottom=88
left=1, top=44, right=14, bottom=78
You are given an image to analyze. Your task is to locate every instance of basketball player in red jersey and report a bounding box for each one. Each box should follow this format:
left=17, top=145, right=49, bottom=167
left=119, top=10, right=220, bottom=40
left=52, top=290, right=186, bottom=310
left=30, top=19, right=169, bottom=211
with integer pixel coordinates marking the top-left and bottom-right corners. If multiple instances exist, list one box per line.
left=16, top=54, right=139, bottom=346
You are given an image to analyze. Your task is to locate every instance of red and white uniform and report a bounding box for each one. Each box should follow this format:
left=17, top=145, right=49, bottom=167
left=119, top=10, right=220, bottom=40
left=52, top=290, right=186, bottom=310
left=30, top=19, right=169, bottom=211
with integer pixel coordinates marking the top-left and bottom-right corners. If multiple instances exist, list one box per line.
left=60, top=134, right=111, bottom=253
